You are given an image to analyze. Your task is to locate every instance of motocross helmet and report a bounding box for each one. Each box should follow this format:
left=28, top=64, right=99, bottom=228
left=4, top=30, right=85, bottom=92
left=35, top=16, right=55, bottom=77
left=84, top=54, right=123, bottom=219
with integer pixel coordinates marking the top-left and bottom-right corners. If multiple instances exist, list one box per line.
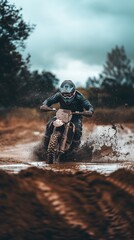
left=60, top=80, right=76, bottom=104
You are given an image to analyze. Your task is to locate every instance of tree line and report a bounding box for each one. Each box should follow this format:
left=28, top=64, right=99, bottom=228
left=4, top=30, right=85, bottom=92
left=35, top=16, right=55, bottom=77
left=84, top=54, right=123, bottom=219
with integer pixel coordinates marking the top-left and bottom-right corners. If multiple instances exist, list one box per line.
left=0, top=0, right=59, bottom=108
left=0, top=0, right=134, bottom=109
left=86, top=46, right=134, bottom=107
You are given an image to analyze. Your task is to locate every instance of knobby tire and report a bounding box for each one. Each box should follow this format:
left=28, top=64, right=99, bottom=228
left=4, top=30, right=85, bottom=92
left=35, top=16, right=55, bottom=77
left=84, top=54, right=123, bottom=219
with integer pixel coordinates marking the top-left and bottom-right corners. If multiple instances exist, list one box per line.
left=47, top=132, right=59, bottom=164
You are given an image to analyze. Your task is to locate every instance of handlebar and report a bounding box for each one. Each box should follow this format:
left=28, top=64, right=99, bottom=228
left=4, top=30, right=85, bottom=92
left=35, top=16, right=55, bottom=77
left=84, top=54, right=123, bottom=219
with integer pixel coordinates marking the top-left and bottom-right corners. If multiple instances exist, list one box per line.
left=72, top=111, right=93, bottom=117
left=40, top=105, right=93, bottom=117
left=40, top=105, right=56, bottom=112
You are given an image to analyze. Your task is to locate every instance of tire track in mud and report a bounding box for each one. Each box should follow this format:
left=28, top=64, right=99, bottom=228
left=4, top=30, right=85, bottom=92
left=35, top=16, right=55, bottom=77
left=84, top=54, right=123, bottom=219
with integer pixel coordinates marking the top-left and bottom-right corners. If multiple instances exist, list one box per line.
left=0, top=167, right=134, bottom=239
left=35, top=180, right=95, bottom=238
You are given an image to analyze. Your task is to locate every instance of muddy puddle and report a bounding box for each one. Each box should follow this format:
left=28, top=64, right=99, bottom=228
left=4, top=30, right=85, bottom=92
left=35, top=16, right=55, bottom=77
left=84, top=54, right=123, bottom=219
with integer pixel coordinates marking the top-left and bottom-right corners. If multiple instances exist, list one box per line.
left=0, top=161, right=129, bottom=175
left=0, top=124, right=133, bottom=174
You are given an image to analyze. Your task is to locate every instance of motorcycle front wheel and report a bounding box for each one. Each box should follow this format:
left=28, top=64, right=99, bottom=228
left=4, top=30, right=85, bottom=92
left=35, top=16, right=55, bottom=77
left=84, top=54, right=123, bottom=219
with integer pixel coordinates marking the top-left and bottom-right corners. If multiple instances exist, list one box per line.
left=47, top=132, right=60, bottom=164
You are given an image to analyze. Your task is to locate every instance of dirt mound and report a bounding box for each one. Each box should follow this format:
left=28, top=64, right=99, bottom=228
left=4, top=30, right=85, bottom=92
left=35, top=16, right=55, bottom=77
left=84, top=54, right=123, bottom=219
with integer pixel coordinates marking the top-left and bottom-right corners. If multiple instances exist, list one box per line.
left=0, top=168, right=134, bottom=239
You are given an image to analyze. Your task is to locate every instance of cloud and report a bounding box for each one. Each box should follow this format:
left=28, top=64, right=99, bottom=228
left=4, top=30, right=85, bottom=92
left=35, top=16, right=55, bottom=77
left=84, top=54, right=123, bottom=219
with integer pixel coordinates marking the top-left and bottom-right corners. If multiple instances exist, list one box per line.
left=52, top=57, right=102, bottom=86
left=10, top=0, right=134, bottom=83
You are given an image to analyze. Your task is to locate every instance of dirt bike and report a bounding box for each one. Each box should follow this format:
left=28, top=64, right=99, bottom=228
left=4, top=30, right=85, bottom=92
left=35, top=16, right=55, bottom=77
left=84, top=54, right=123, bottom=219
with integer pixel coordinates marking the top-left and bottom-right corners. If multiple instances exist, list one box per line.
left=40, top=106, right=92, bottom=164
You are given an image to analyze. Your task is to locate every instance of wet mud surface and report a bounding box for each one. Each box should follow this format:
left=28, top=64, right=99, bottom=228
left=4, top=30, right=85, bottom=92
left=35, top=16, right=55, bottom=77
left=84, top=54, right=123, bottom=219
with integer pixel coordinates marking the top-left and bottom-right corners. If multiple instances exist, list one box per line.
left=0, top=123, right=134, bottom=174
left=0, top=167, right=134, bottom=239
left=0, top=121, right=134, bottom=239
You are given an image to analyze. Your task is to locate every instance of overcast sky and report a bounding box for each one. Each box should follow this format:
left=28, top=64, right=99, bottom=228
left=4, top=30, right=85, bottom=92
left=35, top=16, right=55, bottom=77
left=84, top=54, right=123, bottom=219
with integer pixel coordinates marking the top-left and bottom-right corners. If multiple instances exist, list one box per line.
left=11, top=0, right=134, bottom=86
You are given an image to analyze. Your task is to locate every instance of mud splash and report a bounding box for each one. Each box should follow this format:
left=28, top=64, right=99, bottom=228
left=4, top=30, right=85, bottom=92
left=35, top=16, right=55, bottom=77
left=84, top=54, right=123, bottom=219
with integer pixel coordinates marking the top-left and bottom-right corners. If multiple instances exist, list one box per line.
left=83, top=124, right=134, bottom=162
left=0, top=124, right=133, bottom=174
left=34, top=124, right=134, bottom=163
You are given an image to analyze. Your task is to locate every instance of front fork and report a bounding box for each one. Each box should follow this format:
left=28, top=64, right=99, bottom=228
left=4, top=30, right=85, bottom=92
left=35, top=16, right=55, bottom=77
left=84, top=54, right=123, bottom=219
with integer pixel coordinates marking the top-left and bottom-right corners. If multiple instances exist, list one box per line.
left=52, top=122, right=75, bottom=153
left=59, top=122, right=70, bottom=153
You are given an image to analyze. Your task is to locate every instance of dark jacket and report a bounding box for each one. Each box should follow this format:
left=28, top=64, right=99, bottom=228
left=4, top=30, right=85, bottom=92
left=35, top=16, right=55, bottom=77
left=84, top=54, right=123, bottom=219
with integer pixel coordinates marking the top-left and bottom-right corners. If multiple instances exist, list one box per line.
left=43, top=90, right=94, bottom=113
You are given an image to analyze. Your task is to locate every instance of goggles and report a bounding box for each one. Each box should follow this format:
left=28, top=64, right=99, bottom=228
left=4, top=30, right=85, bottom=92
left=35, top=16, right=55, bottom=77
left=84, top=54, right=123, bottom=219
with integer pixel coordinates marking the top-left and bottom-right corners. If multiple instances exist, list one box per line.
left=61, top=91, right=75, bottom=98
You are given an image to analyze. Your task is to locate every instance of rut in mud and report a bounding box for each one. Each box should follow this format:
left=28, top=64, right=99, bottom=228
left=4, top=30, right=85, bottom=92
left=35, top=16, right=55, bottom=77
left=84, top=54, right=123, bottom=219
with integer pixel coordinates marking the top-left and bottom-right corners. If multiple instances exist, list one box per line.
left=0, top=168, right=134, bottom=239
left=0, top=113, right=134, bottom=239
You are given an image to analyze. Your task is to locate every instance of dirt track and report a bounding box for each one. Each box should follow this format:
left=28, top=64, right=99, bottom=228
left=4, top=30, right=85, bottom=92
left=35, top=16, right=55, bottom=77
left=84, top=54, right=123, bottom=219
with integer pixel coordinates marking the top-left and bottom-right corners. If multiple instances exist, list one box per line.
left=0, top=123, right=134, bottom=174
left=0, top=118, right=134, bottom=239
left=0, top=167, right=134, bottom=239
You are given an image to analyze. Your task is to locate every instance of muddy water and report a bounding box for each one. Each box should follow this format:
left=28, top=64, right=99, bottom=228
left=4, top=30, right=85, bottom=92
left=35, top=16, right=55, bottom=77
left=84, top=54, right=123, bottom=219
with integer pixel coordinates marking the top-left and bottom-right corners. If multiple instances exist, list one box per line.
left=0, top=161, right=127, bottom=175
left=0, top=124, right=133, bottom=174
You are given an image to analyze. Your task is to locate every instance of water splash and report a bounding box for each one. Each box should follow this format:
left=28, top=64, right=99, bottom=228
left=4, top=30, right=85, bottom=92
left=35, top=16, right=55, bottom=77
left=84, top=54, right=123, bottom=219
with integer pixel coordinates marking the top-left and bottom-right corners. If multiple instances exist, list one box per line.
left=83, top=124, right=134, bottom=162
left=34, top=124, right=134, bottom=163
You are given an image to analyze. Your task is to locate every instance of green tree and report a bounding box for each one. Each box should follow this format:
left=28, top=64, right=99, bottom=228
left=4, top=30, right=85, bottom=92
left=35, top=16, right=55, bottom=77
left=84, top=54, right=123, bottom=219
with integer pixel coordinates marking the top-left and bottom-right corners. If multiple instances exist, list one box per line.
left=102, top=46, right=134, bottom=85
left=0, top=0, right=34, bottom=106
left=16, top=69, right=59, bottom=107
left=86, top=76, right=100, bottom=88
left=100, top=46, right=134, bottom=106
left=26, top=70, right=59, bottom=107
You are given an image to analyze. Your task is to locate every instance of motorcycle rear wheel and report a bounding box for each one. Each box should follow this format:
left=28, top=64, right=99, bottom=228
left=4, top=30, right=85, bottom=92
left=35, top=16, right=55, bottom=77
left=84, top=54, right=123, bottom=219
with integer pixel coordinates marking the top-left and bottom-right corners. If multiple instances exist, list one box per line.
left=47, top=132, right=60, bottom=164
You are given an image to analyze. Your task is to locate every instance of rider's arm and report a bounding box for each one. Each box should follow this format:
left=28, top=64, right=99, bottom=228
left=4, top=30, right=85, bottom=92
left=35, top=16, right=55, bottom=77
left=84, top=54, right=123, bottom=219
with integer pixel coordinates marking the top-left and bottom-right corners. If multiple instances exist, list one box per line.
left=78, top=92, right=94, bottom=114
left=83, top=99, right=94, bottom=114
left=42, top=92, right=60, bottom=107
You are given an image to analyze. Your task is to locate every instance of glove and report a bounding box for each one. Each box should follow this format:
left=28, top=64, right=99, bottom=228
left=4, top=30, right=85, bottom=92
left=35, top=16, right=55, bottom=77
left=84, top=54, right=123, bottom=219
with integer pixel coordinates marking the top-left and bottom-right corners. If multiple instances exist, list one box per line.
left=40, top=105, right=53, bottom=111
left=83, top=110, right=93, bottom=117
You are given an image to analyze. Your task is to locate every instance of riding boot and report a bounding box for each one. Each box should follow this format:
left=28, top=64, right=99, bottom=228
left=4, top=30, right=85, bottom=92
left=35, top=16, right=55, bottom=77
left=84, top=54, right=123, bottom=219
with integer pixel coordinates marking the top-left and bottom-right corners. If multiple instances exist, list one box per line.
left=43, top=135, right=50, bottom=150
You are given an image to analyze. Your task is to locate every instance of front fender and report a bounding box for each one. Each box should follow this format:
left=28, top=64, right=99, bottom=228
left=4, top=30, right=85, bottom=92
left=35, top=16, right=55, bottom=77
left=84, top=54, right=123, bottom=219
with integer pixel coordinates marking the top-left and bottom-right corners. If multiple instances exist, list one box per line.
left=53, top=119, right=64, bottom=127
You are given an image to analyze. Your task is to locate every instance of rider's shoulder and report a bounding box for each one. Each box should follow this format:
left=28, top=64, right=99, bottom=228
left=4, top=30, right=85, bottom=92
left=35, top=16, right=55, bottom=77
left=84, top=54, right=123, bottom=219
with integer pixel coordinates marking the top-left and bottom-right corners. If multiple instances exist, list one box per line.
left=51, top=91, right=61, bottom=99
left=76, top=90, right=85, bottom=100
left=55, top=91, right=61, bottom=97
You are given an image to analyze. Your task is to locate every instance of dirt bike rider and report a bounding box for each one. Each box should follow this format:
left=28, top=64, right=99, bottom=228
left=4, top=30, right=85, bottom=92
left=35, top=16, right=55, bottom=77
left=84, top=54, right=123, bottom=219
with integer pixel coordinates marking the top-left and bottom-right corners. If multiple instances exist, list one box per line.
left=40, top=80, right=94, bottom=153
